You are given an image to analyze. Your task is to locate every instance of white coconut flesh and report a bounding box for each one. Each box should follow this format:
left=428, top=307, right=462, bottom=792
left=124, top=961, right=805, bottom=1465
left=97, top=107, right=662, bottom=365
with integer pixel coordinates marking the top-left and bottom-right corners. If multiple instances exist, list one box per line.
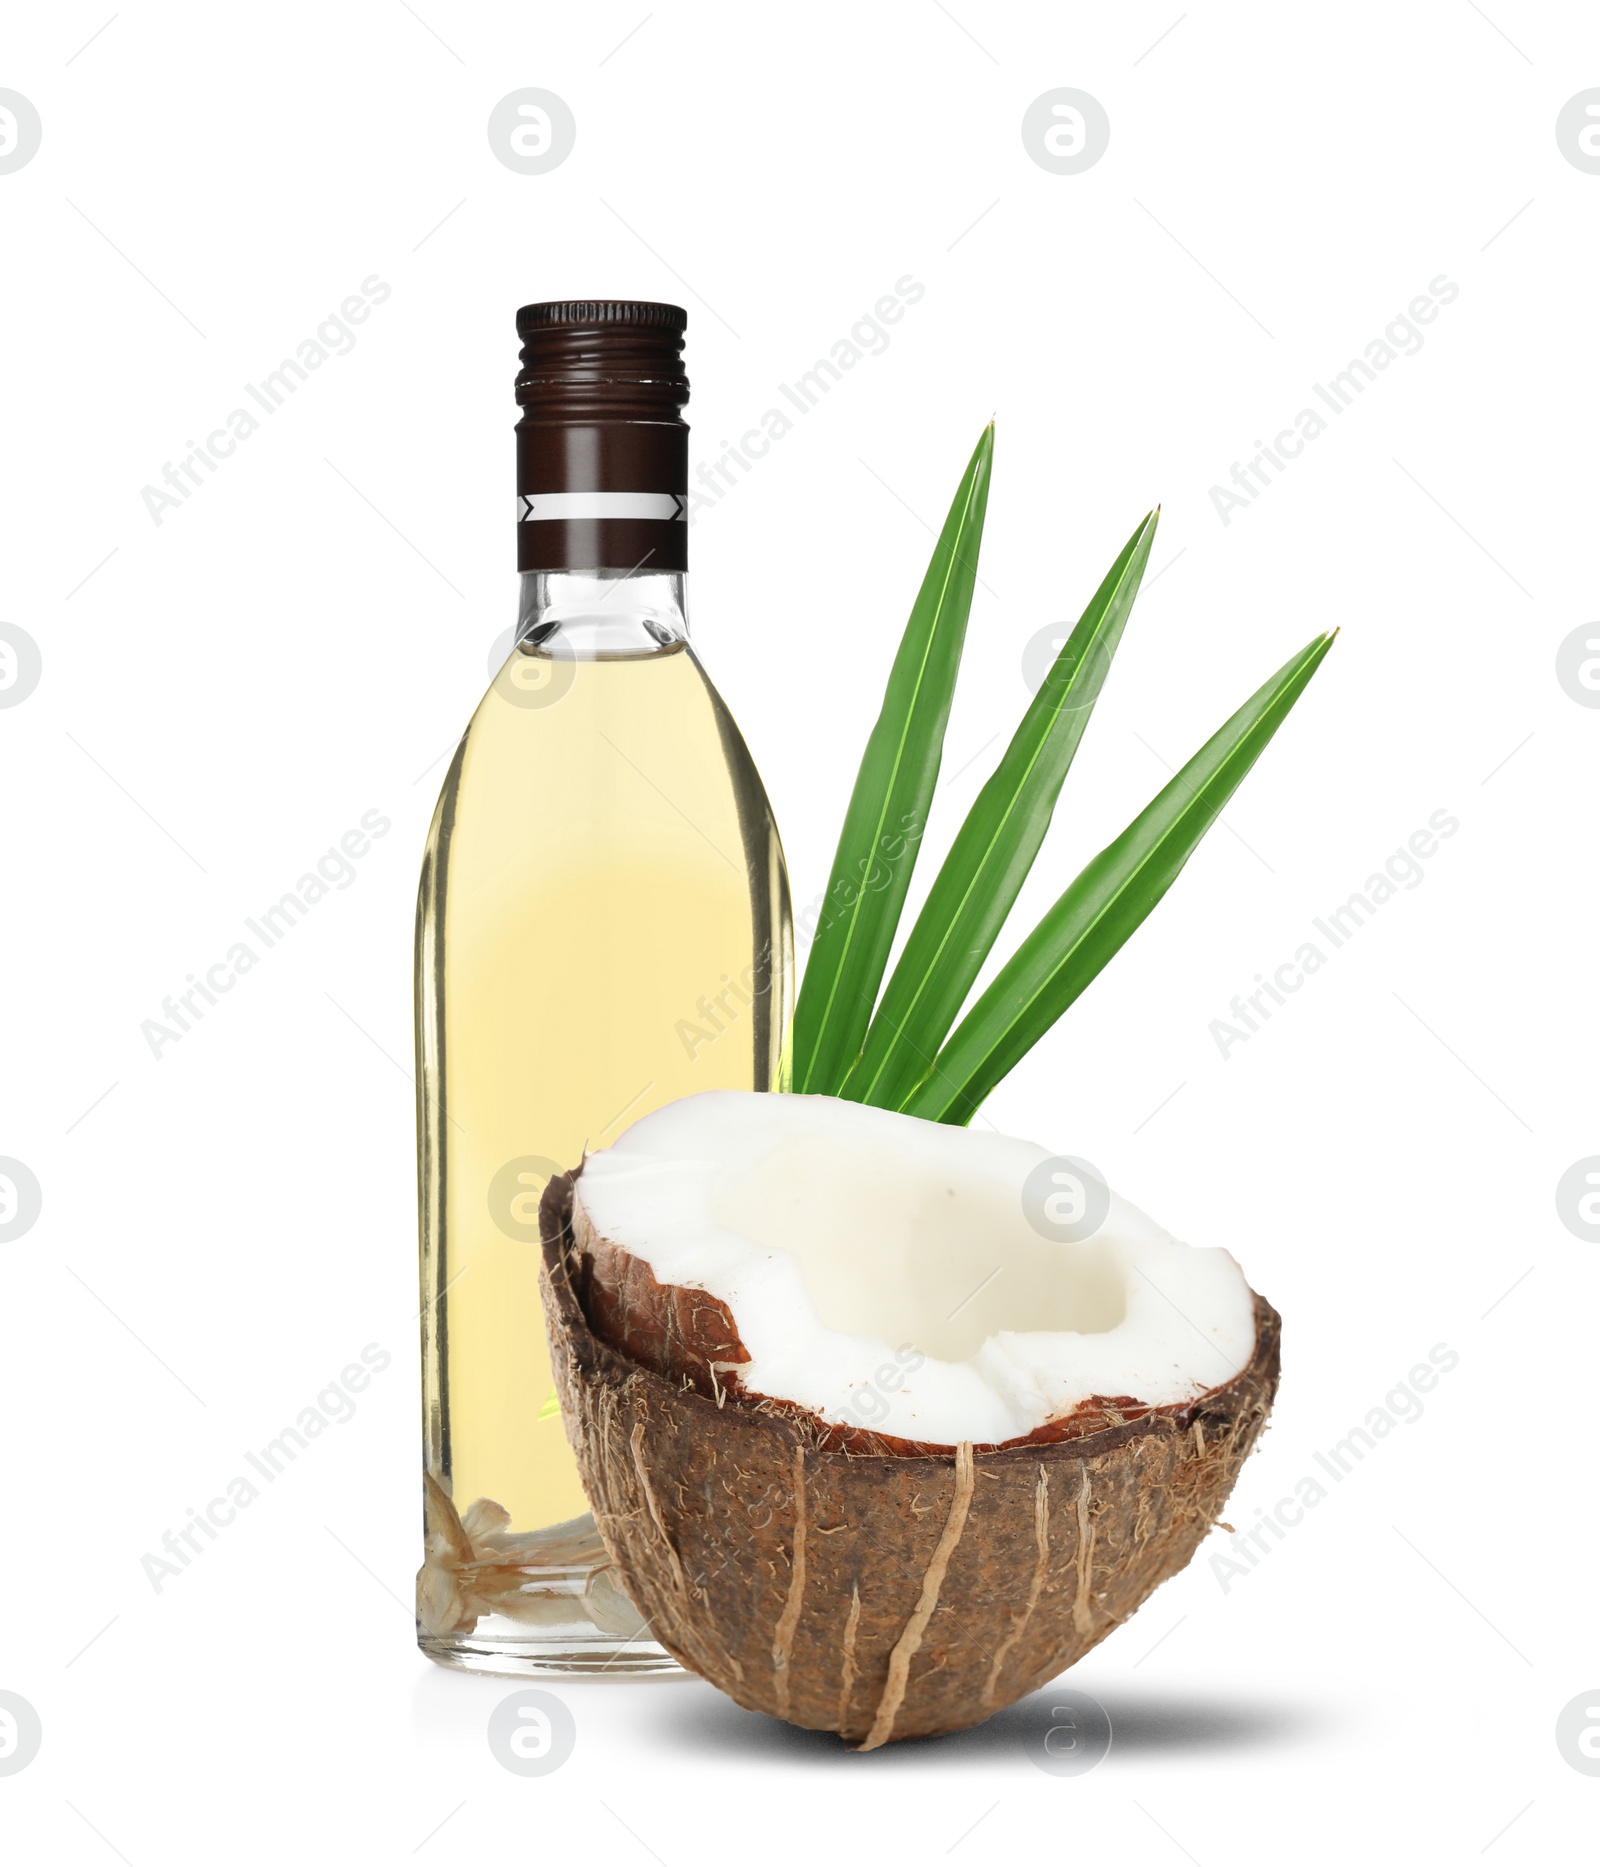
left=573, top=1090, right=1257, bottom=1450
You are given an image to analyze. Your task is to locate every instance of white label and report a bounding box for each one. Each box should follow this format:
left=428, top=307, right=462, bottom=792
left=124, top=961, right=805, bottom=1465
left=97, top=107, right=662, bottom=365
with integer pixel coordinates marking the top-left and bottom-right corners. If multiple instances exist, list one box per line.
left=518, top=491, right=686, bottom=523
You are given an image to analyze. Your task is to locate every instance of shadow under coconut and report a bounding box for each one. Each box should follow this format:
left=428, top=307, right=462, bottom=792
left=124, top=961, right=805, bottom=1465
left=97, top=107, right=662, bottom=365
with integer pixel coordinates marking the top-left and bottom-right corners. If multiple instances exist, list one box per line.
left=654, top=1676, right=1332, bottom=1768
left=1058, top=1686, right=1332, bottom=1756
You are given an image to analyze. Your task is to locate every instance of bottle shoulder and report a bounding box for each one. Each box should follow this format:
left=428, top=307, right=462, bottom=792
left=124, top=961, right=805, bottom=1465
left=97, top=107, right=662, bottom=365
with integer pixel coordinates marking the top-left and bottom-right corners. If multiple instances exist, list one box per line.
left=424, top=640, right=784, bottom=855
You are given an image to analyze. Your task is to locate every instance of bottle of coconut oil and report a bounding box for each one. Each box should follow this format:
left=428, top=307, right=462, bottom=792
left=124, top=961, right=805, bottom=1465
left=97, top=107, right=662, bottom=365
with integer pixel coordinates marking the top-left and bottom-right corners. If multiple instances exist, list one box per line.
left=415, top=302, right=792, bottom=1673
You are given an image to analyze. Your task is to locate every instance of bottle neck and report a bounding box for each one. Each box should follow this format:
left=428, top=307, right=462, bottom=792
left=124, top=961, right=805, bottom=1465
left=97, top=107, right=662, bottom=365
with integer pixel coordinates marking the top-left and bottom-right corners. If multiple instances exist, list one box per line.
left=515, top=568, right=688, bottom=659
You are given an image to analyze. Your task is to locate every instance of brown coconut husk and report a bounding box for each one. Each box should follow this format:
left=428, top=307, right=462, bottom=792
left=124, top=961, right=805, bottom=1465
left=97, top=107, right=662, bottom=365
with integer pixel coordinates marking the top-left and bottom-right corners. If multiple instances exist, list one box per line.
left=539, top=1170, right=1279, bottom=1748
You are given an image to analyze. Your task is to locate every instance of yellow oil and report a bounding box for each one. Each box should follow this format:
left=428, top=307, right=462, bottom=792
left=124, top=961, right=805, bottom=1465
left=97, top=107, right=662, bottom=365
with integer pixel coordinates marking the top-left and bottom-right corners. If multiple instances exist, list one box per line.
left=416, top=639, right=790, bottom=1534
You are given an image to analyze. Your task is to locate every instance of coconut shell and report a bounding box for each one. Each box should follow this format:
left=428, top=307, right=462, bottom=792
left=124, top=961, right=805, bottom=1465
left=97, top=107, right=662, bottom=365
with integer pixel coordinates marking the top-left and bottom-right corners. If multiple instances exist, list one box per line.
left=539, top=1170, right=1280, bottom=1748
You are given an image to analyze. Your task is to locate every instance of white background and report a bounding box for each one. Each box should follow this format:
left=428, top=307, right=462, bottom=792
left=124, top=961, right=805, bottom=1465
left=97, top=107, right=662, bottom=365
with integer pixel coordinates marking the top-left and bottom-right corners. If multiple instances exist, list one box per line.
left=2, top=1, right=1596, bottom=1860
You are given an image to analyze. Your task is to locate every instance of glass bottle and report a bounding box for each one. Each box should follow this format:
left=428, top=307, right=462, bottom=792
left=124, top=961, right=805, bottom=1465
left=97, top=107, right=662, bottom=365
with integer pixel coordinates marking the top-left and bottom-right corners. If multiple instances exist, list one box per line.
left=415, top=302, right=791, bottom=1673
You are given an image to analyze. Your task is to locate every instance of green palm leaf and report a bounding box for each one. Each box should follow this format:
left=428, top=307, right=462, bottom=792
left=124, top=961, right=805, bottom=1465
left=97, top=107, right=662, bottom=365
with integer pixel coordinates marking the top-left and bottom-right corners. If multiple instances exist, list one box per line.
left=790, top=425, right=995, bottom=1095
left=900, top=630, right=1337, bottom=1124
left=839, top=509, right=1159, bottom=1111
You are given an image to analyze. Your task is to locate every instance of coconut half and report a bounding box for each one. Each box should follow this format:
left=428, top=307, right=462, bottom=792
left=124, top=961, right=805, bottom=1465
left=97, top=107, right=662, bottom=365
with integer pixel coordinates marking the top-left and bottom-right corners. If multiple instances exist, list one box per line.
left=540, top=1090, right=1278, bottom=1746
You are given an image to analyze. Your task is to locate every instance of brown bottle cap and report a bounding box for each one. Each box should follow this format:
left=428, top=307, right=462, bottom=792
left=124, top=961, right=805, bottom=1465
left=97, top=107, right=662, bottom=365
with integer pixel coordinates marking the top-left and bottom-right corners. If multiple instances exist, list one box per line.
left=514, top=302, right=689, bottom=573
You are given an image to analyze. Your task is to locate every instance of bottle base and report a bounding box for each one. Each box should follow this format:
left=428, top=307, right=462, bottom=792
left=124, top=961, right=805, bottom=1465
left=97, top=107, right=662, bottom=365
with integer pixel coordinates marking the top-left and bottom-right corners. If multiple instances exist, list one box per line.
left=418, top=1626, right=683, bottom=1678
left=416, top=1503, right=683, bottom=1678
